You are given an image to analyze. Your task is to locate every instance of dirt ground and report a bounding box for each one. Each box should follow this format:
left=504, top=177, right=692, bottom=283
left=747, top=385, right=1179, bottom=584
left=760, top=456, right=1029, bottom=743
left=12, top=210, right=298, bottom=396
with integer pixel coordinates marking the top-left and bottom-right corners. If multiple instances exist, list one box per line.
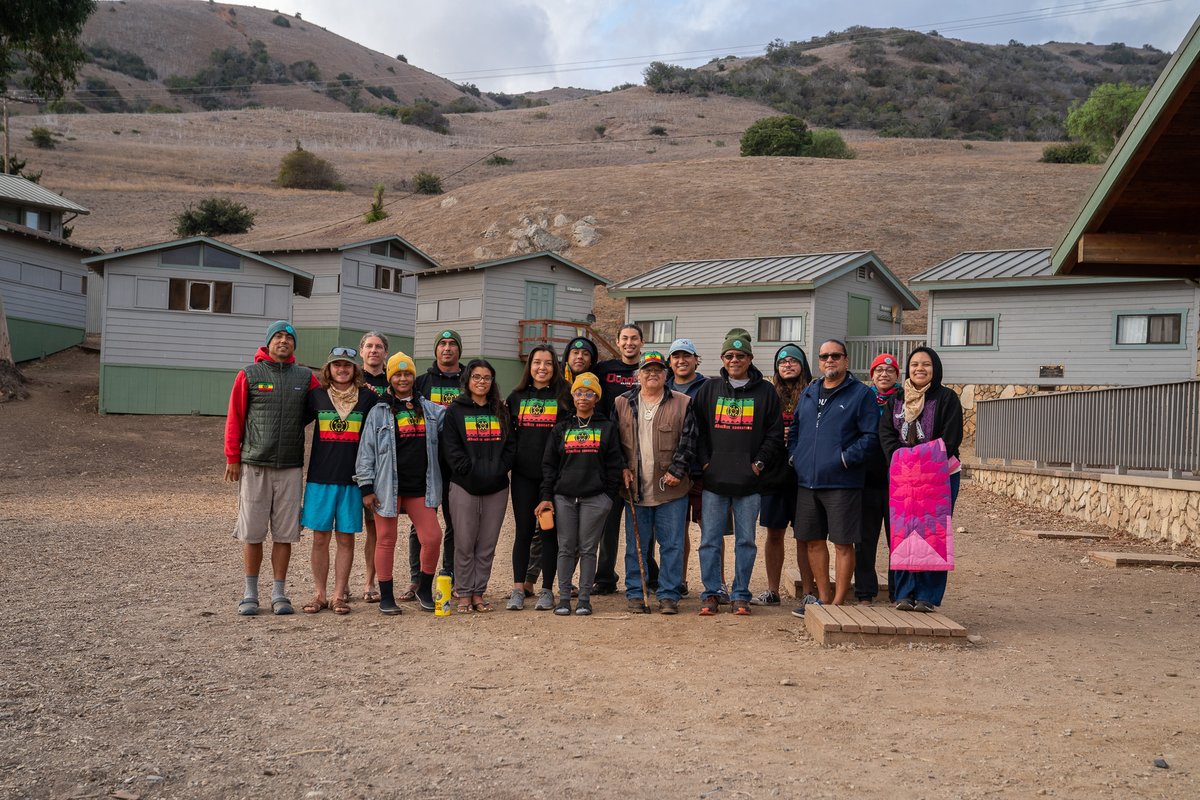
left=2, top=349, right=1198, bottom=799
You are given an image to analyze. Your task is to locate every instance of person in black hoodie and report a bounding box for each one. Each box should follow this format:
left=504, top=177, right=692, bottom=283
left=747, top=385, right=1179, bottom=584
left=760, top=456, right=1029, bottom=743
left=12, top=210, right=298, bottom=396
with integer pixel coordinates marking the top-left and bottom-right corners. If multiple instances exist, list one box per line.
left=693, top=333, right=783, bottom=616
left=505, top=345, right=571, bottom=611
left=406, top=328, right=465, bottom=599
left=536, top=372, right=624, bottom=616
left=441, top=359, right=516, bottom=612
left=562, top=335, right=598, bottom=384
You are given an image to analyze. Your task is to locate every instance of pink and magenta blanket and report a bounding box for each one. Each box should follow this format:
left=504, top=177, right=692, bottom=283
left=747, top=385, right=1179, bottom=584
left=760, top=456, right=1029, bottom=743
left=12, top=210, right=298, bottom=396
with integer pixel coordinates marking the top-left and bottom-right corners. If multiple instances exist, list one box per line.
left=888, top=438, right=955, bottom=571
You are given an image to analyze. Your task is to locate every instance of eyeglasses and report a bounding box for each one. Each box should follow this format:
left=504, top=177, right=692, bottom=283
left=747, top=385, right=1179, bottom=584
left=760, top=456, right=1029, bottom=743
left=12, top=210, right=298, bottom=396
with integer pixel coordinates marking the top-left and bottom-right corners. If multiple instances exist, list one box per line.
left=572, top=390, right=598, bottom=398
left=778, top=357, right=801, bottom=366
left=722, top=353, right=749, bottom=361
left=469, top=374, right=493, bottom=383
left=329, top=346, right=358, bottom=359
left=817, top=353, right=846, bottom=361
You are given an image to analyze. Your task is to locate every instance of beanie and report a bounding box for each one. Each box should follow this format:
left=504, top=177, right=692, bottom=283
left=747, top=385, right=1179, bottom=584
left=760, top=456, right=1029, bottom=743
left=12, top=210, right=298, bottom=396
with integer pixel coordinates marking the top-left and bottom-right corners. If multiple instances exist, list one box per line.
left=571, top=372, right=601, bottom=396
left=870, top=353, right=899, bottom=374
left=265, top=320, right=296, bottom=346
left=387, top=352, right=416, bottom=380
left=720, top=334, right=753, bottom=357
left=434, top=329, right=462, bottom=349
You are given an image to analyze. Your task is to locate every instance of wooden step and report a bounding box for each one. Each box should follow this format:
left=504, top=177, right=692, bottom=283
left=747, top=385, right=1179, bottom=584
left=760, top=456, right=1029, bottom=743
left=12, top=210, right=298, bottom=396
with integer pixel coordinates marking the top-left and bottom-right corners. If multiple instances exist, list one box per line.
left=1088, top=551, right=1200, bottom=568
left=1019, top=529, right=1111, bottom=540
left=804, top=603, right=967, bottom=646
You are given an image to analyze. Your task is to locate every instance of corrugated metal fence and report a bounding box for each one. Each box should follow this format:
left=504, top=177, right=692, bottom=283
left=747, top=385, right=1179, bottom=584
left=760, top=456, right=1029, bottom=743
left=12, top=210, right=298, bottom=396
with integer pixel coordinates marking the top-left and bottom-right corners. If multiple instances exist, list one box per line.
left=975, top=380, right=1200, bottom=475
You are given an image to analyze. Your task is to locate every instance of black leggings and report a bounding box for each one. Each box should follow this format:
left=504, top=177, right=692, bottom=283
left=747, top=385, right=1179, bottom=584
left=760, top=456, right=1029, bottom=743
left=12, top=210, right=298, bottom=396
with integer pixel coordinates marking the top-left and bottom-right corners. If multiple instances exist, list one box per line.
left=510, top=473, right=549, bottom=584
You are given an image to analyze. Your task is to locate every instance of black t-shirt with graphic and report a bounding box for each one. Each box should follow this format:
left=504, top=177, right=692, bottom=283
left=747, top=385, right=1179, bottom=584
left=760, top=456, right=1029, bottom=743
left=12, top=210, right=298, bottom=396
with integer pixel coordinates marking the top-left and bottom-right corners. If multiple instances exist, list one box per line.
left=594, top=358, right=639, bottom=417
left=392, top=398, right=429, bottom=498
left=305, top=386, right=379, bottom=485
left=363, top=370, right=388, bottom=398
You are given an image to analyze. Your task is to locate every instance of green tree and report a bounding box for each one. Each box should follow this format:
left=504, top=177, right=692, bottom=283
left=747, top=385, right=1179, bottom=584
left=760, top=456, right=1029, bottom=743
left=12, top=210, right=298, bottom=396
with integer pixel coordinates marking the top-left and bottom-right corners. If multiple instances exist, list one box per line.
left=411, top=171, right=443, bottom=195
left=739, top=115, right=813, bottom=157
left=173, top=197, right=258, bottom=237
left=1065, top=82, right=1149, bottom=158
left=363, top=184, right=388, bottom=223
left=0, top=0, right=96, bottom=99
left=276, top=141, right=344, bottom=190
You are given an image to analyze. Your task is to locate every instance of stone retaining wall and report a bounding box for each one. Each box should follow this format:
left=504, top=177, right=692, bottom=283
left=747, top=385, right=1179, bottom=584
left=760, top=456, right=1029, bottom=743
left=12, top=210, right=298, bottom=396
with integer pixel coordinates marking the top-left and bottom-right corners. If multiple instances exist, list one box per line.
left=968, top=464, right=1200, bottom=547
left=948, top=383, right=1113, bottom=440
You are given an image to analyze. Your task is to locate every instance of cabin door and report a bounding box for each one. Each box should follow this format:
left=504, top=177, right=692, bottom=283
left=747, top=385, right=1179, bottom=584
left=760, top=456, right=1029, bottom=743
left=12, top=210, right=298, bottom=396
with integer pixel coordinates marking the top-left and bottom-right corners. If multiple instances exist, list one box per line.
left=847, top=294, right=871, bottom=337
left=523, top=281, right=556, bottom=355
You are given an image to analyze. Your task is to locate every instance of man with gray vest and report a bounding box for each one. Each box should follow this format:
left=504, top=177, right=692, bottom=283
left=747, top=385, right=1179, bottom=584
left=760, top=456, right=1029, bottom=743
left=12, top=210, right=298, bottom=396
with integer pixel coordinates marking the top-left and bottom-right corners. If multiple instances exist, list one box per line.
left=224, top=320, right=319, bottom=616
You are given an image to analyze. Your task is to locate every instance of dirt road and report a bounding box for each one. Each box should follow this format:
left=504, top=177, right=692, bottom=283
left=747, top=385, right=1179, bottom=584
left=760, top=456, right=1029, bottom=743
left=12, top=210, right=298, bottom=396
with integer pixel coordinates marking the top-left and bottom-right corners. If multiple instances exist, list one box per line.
left=1, top=350, right=1196, bottom=799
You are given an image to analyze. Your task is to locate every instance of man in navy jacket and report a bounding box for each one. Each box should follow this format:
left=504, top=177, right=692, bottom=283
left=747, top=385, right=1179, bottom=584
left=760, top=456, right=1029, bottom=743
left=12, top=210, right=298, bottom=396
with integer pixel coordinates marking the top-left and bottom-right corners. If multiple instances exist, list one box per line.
left=787, top=338, right=877, bottom=610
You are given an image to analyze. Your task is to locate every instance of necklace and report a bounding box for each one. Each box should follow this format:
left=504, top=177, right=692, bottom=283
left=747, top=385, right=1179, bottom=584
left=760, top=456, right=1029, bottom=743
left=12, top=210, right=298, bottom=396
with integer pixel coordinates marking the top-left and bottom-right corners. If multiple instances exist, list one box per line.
left=641, top=395, right=662, bottom=420
left=576, top=414, right=592, bottom=428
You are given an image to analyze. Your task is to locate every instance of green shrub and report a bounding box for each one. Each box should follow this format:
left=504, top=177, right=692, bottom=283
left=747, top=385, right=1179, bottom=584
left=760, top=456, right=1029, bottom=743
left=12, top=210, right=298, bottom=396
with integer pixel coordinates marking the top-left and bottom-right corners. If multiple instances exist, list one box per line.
left=277, top=142, right=344, bottom=190
left=271, top=14, right=291, bottom=27
left=412, top=171, right=443, bottom=195
left=532, top=110, right=548, bottom=119
left=288, top=60, right=320, bottom=82
left=365, top=84, right=398, bottom=103
left=399, top=100, right=448, bottom=133
left=1040, top=142, right=1096, bottom=163
left=146, top=103, right=182, bottom=113
left=29, top=127, right=55, bottom=149
left=363, top=184, right=388, bottom=223
left=740, top=115, right=812, bottom=156
left=485, top=155, right=513, bottom=166
left=47, top=99, right=87, bottom=114
left=77, top=78, right=129, bottom=112
left=805, top=129, right=856, bottom=159
left=86, top=42, right=158, bottom=81
left=443, top=97, right=482, bottom=114
left=594, top=124, right=606, bottom=137
left=648, top=125, right=668, bottom=136
left=173, top=197, right=257, bottom=236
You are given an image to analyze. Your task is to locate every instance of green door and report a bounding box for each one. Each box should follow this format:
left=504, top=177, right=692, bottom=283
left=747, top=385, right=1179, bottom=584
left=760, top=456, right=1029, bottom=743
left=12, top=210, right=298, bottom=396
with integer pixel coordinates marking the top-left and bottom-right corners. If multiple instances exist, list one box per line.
left=847, top=294, right=871, bottom=337
left=523, top=281, right=556, bottom=355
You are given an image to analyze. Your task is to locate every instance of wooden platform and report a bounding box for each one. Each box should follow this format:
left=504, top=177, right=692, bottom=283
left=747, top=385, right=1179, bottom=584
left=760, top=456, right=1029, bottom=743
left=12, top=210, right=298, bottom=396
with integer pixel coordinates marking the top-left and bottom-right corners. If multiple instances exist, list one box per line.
left=804, top=604, right=968, bottom=646
left=1019, top=529, right=1112, bottom=540
left=787, top=566, right=888, bottom=599
left=1088, top=551, right=1200, bottom=568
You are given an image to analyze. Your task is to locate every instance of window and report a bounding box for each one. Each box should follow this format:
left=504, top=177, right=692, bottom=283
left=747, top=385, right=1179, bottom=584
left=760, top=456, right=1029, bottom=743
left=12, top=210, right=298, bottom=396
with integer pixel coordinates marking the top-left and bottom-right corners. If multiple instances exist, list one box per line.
left=438, top=298, right=460, bottom=320
left=168, top=278, right=233, bottom=313
left=373, top=265, right=414, bottom=293
left=312, top=275, right=340, bottom=295
left=759, top=316, right=804, bottom=342
left=1116, top=313, right=1183, bottom=345
left=369, top=240, right=406, bottom=259
left=634, top=319, right=674, bottom=343
left=941, top=317, right=994, bottom=347
left=23, top=209, right=51, bottom=232
left=0, top=204, right=19, bottom=224
left=160, top=243, right=241, bottom=269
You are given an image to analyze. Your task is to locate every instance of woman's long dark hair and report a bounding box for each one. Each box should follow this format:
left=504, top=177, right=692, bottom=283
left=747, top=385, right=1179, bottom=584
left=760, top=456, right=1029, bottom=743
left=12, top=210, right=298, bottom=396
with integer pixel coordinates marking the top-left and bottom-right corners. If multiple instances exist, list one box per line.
left=388, top=378, right=424, bottom=424
left=514, top=344, right=569, bottom=398
left=461, top=358, right=510, bottom=429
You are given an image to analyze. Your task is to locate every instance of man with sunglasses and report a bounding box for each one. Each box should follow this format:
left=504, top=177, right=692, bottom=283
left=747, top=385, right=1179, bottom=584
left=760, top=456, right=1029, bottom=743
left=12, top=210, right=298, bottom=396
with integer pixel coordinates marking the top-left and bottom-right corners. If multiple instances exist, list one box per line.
left=692, top=333, right=783, bottom=615
left=224, top=320, right=320, bottom=616
left=787, top=338, right=877, bottom=611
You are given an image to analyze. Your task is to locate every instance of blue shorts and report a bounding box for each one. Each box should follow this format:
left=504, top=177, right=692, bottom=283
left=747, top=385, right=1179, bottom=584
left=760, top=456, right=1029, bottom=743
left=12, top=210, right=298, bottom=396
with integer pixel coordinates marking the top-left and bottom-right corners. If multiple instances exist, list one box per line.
left=759, top=479, right=798, bottom=530
left=301, top=482, right=364, bottom=534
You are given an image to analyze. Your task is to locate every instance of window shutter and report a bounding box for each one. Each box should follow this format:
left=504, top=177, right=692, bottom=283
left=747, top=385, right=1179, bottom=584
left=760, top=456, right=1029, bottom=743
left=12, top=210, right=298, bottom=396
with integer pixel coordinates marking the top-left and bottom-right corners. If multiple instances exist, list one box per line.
left=168, top=278, right=187, bottom=311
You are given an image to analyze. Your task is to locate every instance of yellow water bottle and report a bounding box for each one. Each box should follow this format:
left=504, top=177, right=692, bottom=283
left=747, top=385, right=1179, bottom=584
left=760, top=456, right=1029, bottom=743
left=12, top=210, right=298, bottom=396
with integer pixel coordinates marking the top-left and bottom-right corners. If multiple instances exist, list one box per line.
left=434, top=571, right=453, bottom=616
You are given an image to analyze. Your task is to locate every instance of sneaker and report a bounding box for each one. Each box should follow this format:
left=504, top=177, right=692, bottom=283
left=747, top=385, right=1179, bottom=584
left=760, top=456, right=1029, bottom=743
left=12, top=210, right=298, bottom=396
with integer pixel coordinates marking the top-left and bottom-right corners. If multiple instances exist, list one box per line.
left=731, top=600, right=751, bottom=616
left=679, top=581, right=690, bottom=598
left=658, top=598, right=679, bottom=615
left=533, top=589, right=555, bottom=611
left=716, top=584, right=731, bottom=605
left=698, top=596, right=719, bottom=616
left=895, top=598, right=916, bottom=612
left=914, top=600, right=936, bottom=613
left=575, top=599, right=593, bottom=616
left=505, top=588, right=525, bottom=611
left=750, top=590, right=781, bottom=606
left=554, top=598, right=572, bottom=616
left=791, top=595, right=821, bottom=618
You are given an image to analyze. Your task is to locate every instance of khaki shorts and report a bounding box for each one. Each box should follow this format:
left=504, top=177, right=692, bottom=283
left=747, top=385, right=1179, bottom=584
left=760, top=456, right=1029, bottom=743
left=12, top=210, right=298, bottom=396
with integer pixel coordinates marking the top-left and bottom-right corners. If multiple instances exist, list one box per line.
left=233, top=465, right=303, bottom=544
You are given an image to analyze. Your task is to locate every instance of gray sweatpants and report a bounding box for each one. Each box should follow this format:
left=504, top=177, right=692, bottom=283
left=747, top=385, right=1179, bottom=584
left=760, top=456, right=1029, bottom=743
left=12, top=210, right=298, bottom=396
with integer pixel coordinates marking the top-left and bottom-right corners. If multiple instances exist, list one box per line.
left=448, top=483, right=509, bottom=597
left=554, top=493, right=613, bottom=602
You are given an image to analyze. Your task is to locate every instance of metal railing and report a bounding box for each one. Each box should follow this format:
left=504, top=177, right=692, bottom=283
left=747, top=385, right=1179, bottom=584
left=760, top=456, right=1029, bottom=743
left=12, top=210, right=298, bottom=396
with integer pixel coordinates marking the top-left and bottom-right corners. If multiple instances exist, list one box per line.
left=845, top=335, right=926, bottom=374
left=975, top=380, right=1200, bottom=476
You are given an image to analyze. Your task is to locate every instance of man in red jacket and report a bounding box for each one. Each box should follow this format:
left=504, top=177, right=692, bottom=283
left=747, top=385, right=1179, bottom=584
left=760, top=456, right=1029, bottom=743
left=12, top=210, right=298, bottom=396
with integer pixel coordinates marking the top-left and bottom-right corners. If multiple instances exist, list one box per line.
left=224, top=320, right=319, bottom=616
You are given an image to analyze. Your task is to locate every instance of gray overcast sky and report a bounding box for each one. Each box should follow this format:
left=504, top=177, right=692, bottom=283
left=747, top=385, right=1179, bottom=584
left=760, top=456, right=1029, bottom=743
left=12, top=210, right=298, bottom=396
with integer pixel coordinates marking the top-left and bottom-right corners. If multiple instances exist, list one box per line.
left=284, top=0, right=1198, bottom=92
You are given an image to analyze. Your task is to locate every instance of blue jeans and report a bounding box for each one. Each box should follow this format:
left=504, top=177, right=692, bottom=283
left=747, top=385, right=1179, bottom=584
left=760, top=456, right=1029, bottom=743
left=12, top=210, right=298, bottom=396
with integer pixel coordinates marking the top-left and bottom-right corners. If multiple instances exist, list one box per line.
left=699, top=491, right=761, bottom=602
left=624, top=497, right=687, bottom=602
left=892, top=472, right=961, bottom=606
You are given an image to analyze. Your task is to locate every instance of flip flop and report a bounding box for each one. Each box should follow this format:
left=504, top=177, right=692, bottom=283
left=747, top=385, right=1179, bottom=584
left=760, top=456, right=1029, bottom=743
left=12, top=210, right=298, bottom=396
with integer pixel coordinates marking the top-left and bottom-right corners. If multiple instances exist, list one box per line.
left=302, top=599, right=328, bottom=614
left=272, top=597, right=295, bottom=616
left=456, top=602, right=473, bottom=613
left=363, top=587, right=381, bottom=603
left=398, top=586, right=417, bottom=602
left=473, top=600, right=493, bottom=613
left=237, top=598, right=259, bottom=616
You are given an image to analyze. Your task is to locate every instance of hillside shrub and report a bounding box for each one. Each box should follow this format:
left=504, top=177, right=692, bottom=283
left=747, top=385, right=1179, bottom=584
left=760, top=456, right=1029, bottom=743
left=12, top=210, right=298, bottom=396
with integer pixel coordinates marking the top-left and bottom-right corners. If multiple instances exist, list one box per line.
left=412, top=171, right=443, bottom=195
left=173, top=197, right=257, bottom=236
left=365, top=85, right=398, bottom=103
left=86, top=42, right=158, bottom=81
left=288, top=60, right=320, bottom=82
left=271, top=14, right=291, bottom=27
left=485, top=155, right=513, bottom=165
left=399, top=100, right=448, bottom=133
left=444, top=97, right=482, bottom=114
left=47, top=99, right=88, bottom=114
left=77, top=77, right=129, bottom=112
left=146, top=103, right=182, bottom=113
left=29, top=127, right=56, bottom=149
left=1040, top=142, right=1096, bottom=163
left=363, top=184, right=388, bottom=223
left=277, top=142, right=344, bottom=190
left=739, top=115, right=812, bottom=156
left=648, top=125, right=667, bottom=136
left=806, top=129, right=856, bottom=159
left=594, top=124, right=606, bottom=137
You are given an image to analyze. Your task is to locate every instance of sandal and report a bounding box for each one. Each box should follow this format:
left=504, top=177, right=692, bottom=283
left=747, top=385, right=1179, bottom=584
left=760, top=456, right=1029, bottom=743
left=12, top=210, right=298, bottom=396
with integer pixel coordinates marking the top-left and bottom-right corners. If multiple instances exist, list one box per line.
left=271, top=597, right=295, bottom=616
left=363, top=587, right=381, bottom=603
left=333, top=598, right=351, bottom=615
left=302, top=598, right=328, bottom=614
left=398, top=585, right=418, bottom=602
left=237, top=598, right=259, bottom=616
left=456, top=601, right=473, bottom=613
left=472, top=600, right=493, bottom=613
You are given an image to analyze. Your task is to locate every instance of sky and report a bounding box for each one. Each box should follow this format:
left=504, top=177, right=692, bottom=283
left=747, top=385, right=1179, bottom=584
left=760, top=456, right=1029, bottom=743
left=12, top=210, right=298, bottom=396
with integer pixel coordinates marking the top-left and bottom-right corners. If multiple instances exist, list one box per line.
left=283, top=0, right=1199, bottom=92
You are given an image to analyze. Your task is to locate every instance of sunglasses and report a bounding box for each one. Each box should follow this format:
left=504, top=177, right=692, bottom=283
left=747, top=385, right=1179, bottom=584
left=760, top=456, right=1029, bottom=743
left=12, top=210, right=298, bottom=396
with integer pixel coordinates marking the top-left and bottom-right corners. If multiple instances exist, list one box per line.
left=329, top=346, right=359, bottom=359
left=817, top=353, right=845, bottom=361
left=722, top=353, right=749, bottom=361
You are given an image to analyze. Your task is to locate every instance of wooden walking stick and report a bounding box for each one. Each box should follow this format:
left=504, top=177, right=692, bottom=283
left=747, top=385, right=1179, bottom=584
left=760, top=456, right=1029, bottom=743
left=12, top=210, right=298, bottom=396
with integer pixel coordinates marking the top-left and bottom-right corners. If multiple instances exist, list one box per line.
left=625, top=497, right=652, bottom=613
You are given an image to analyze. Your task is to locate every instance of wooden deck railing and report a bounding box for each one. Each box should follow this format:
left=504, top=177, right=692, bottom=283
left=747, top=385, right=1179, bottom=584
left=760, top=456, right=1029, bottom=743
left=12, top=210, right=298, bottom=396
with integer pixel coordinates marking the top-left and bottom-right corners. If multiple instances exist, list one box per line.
left=517, top=319, right=620, bottom=361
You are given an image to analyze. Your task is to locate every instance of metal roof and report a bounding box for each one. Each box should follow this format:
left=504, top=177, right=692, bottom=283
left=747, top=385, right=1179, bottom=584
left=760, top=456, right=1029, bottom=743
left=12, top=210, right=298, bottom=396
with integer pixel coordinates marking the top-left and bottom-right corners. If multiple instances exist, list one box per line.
left=83, top=236, right=315, bottom=297
left=424, top=251, right=608, bottom=284
left=0, top=174, right=89, bottom=215
left=249, top=234, right=440, bottom=267
left=911, top=249, right=1053, bottom=282
left=609, top=250, right=920, bottom=309
left=0, top=221, right=100, bottom=256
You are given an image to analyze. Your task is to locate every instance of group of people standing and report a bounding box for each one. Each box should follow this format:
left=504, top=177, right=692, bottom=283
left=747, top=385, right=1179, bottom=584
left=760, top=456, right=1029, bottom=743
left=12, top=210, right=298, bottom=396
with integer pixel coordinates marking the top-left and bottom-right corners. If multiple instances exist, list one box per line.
left=224, top=318, right=962, bottom=619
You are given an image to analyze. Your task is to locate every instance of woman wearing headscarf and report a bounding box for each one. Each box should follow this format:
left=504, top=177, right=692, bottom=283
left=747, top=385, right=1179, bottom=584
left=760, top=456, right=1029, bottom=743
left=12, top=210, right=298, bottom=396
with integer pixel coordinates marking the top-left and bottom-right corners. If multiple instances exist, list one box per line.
left=879, top=347, right=963, bottom=612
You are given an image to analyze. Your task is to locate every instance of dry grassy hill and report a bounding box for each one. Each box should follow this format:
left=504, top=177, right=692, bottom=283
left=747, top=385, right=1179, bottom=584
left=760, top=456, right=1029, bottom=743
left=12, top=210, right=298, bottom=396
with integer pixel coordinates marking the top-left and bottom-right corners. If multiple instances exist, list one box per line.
left=5, top=87, right=1102, bottom=334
